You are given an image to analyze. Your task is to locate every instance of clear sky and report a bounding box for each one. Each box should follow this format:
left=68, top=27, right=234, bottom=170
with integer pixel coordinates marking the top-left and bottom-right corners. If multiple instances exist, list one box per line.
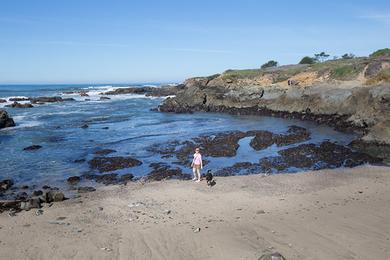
left=0, top=0, right=389, bottom=84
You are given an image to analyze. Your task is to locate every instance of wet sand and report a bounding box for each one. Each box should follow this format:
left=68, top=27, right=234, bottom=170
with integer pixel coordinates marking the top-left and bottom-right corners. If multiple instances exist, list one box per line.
left=1, top=165, right=389, bottom=260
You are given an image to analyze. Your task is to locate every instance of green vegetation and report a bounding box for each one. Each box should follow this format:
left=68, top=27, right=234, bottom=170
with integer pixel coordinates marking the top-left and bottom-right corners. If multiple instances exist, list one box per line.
left=299, top=56, right=316, bottom=64
left=329, top=64, right=365, bottom=80
left=366, top=67, right=390, bottom=85
left=261, top=60, right=278, bottom=69
left=314, top=52, right=330, bottom=62
left=341, top=53, right=355, bottom=59
left=222, top=69, right=262, bottom=78
left=370, top=48, right=390, bottom=58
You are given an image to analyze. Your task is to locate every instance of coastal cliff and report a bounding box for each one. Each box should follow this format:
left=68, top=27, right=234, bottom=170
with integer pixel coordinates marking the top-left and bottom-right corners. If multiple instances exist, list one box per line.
left=159, top=55, right=390, bottom=159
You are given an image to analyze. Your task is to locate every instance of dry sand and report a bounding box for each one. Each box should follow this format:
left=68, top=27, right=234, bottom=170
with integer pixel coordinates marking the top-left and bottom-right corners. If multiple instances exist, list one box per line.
left=0, top=165, right=390, bottom=260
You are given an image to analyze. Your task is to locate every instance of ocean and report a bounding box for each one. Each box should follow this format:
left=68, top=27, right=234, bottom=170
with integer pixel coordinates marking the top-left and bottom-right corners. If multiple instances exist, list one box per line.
left=0, top=84, right=356, bottom=189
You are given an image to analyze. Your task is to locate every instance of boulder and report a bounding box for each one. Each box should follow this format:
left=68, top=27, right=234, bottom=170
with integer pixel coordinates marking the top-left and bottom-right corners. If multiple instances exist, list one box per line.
left=0, top=110, right=16, bottom=129
left=0, top=99, right=6, bottom=103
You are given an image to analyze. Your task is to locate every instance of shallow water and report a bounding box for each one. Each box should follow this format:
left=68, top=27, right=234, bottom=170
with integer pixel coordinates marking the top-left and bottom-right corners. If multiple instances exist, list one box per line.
left=0, top=84, right=356, bottom=188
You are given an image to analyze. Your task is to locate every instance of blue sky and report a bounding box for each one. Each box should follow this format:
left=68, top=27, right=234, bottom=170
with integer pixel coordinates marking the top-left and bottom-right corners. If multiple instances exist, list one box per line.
left=0, top=0, right=389, bottom=84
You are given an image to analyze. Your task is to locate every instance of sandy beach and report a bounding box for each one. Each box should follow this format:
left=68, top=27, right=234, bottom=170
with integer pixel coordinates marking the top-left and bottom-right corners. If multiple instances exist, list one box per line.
left=1, top=165, right=389, bottom=260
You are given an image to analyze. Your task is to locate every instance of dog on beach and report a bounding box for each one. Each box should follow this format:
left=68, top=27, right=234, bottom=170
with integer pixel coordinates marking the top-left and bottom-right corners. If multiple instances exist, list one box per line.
left=205, top=170, right=216, bottom=187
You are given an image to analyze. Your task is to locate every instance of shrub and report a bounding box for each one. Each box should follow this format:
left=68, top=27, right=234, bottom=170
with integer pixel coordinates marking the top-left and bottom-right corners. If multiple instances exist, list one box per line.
left=261, top=60, right=278, bottom=69
left=299, top=56, right=316, bottom=64
left=341, top=53, right=355, bottom=59
left=370, top=48, right=390, bottom=58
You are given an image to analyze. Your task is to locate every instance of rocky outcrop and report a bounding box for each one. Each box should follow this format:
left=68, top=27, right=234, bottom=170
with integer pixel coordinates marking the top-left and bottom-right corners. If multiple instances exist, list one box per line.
left=88, top=156, right=142, bottom=173
left=103, top=85, right=182, bottom=97
left=0, top=110, right=15, bottom=129
left=158, top=57, right=390, bottom=159
left=5, top=102, right=34, bottom=108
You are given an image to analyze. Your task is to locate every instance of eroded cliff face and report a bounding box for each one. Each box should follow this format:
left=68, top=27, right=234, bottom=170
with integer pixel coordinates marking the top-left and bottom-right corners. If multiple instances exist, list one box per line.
left=159, top=57, right=390, bottom=156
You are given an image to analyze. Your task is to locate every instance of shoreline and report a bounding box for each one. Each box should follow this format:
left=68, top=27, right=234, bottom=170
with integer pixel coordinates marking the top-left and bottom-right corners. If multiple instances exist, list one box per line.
left=1, top=165, right=389, bottom=259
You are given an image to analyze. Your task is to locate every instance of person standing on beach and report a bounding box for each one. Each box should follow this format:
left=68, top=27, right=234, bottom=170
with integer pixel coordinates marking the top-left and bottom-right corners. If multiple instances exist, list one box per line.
left=191, top=147, right=203, bottom=182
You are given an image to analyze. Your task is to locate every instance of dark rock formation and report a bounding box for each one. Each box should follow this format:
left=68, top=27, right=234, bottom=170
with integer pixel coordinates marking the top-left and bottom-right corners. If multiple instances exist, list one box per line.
left=94, top=149, right=116, bottom=156
left=0, top=110, right=16, bottom=129
left=5, top=102, right=34, bottom=108
left=23, top=145, right=42, bottom=151
left=67, top=176, right=81, bottom=185
left=103, top=85, right=181, bottom=97
left=88, top=156, right=142, bottom=173
left=146, top=163, right=190, bottom=181
left=30, top=96, right=75, bottom=104
left=77, top=187, right=96, bottom=193
left=0, top=179, right=14, bottom=192
left=9, top=97, right=29, bottom=102
left=100, top=96, right=111, bottom=100
left=250, top=125, right=310, bottom=150
left=0, top=99, right=6, bottom=103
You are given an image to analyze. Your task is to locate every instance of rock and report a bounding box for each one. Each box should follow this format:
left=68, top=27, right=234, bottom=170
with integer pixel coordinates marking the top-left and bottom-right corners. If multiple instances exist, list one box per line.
left=0, top=99, right=6, bottom=103
left=15, top=192, right=28, bottom=200
left=103, top=85, right=180, bottom=97
left=256, top=210, right=266, bottom=214
left=5, top=102, right=33, bottom=108
left=81, top=124, right=89, bottom=129
left=50, top=191, right=65, bottom=202
left=0, top=200, right=21, bottom=213
left=30, top=96, right=70, bottom=104
left=80, top=92, right=89, bottom=97
left=9, top=97, right=29, bottom=102
left=74, top=159, right=86, bottom=163
left=95, top=173, right=118, bottom=185
left=88, top=156, right=142, bottom=173
left=121, top=173, right=134, bottom=182
left=146, top=162, right=190, bottom=181
left=39, top=191, right=64, bottom=203
left=23, top=145, right=42, bottom=151
left=42, top=185, right=51, bottom=190
left=0, top=179, right=14, bottom=192
left=100, top=96, right=111, bottom=100
left=20, top=198, right=41, bottom=211
left=32, top=190, right=43, bottom=196
left=0, top=110, right=16, bottom=129
left=258, top=252, right=286, bottom=260
left=67, top=176, right=81, bottom=185
left=35, top=209, right=44, bottom=216
left=193, top=227, right=201, bottom=233
left=77, top=187, right=96, bottom=193
left=94, top=149, right=116, bottom=156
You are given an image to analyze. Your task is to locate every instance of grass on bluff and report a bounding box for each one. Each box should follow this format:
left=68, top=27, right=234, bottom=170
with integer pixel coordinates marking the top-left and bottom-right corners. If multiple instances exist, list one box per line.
left=222, top=69, right=262, bottom=79
left=308, top=58, right=367, bottom=80
left=370, top=48, right=390, bottom=58
left=366, top=67, right=390, bottom=85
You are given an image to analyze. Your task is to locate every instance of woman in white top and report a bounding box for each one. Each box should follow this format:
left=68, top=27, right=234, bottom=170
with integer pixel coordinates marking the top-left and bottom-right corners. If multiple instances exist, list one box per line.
left=191, top=147, right=203, bottom=182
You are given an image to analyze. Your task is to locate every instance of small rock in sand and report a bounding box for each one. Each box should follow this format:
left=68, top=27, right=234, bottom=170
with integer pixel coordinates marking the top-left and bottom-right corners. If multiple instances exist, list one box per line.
left=259, top=252, right=286, bottom=260
left=193, top=227, right=201, bottom=233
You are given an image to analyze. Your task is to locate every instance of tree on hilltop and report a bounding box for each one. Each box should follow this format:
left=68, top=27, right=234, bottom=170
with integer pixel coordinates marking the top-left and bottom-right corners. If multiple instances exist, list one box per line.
left=314, top=52, right=330, bottom=62
left=299, top=56, right=316, bottom=64
left=261, top=60, right=278, bottom=69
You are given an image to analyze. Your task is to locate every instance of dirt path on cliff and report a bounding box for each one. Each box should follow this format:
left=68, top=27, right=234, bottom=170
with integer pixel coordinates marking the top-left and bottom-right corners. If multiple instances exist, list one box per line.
left=0, top=165, right=390, bottom=260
